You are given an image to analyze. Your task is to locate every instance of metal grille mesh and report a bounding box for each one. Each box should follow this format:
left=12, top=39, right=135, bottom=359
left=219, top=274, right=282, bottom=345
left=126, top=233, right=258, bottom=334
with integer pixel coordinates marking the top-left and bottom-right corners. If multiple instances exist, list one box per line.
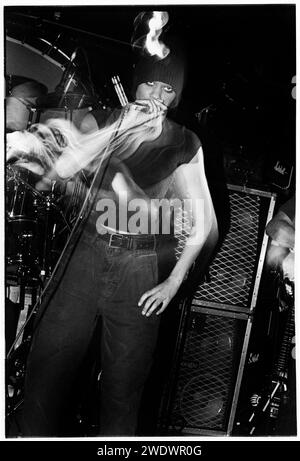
left=193, top=192, right=261, bottom=307
left=169, top=311, right=246, bottom=431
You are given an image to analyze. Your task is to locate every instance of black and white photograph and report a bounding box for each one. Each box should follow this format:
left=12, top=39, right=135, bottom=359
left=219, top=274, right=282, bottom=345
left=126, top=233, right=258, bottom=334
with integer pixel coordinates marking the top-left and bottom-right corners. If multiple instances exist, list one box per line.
left=3, top=2, right=297, bottom=443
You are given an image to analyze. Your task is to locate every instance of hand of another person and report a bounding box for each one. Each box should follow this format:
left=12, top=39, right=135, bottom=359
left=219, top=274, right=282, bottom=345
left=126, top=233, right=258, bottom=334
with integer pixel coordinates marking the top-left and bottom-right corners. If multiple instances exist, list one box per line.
left=282, top=250, right=294, bottom=283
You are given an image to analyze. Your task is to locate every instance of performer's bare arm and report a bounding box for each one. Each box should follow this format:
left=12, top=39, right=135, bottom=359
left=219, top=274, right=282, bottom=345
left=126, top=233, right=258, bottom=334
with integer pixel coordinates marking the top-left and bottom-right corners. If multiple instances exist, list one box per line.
left=138, top=146, right=218, bottom=317
left=54, top=99, right=166, bottom=178
left=6, top=100, right=166, bottom=181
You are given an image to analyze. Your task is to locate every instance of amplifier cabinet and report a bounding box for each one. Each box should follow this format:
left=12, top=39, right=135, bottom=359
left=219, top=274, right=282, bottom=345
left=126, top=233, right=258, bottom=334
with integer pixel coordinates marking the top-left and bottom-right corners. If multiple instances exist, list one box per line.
left=158, top=185, right=276, bottom=436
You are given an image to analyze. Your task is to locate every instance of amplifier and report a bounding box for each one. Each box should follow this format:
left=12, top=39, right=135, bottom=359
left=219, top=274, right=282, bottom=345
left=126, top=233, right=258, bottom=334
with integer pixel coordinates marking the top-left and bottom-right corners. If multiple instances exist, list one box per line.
left=158, top=185, right=276, bottom=436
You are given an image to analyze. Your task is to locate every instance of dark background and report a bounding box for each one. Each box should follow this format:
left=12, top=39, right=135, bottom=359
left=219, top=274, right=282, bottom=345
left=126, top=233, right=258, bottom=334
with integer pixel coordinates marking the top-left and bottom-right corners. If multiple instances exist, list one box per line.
left=5, top=5, right=296, bottom=108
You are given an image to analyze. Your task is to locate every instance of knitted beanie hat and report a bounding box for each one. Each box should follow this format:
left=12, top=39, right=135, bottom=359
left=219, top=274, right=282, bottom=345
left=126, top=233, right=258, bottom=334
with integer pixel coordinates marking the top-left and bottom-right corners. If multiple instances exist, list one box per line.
left=132, top=50, right=185, bottom=107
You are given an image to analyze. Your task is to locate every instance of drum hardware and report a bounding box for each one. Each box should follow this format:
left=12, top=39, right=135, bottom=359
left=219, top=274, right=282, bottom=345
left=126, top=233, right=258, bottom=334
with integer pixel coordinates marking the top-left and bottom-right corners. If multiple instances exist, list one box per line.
left=12, top=97, right=38, bottom=129
left=32, top=97, right=95, bottom=131
left=6, top=165, right=72, bottom=281
left=6, top=165, right=41, bottom=279
left=55, top=47, right=78, bottom=94
left=5, top=172, right=72, bottom=415
left=6, top=337, right=31, bottom=419
left=34, top=188, right=73, bottom=280
left=5, top=275, right=42, bottom=424
left=5, top=181, right=81, bottom=422
left=43, top=32, right=62, bottom=58
left=36, top=92, right=95, bottom=112
left=6, top=170, right=79, bottom=362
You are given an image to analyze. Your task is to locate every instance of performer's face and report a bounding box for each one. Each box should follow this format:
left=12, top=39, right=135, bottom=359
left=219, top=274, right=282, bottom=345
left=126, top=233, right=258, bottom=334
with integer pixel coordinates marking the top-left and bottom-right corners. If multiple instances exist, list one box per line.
left=135, top=81, right=176, bottom=108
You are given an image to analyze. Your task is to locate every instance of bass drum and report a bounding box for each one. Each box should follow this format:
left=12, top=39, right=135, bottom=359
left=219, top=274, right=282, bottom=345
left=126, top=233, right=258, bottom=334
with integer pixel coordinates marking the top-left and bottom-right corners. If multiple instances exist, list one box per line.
left=5, top=34, right=93, bottom=278
left=6, top=165, right=44, bottom=278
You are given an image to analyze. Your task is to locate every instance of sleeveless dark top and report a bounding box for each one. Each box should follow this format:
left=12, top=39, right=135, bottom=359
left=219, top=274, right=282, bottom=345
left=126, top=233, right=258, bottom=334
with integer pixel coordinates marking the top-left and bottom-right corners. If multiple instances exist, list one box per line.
left=87, top=108, right=201, bottom=234
left=91, top=108, right=201, bottom=192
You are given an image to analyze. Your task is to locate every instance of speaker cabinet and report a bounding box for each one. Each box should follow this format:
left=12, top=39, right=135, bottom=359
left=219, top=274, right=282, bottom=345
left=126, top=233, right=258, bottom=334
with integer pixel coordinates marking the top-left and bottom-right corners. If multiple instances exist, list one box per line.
left=159, top=185, right=276, bottom=436
left=193, top=185, right=276, bottom=313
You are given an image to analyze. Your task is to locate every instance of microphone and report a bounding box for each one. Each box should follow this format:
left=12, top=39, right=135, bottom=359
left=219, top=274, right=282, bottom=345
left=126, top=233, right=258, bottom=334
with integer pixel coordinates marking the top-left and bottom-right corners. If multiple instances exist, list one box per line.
left=133, top=101, right=149, bottom=112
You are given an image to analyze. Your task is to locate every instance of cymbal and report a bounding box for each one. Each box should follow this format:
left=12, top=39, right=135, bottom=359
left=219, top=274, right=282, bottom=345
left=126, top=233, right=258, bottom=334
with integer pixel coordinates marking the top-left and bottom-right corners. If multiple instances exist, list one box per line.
left=36, top=92, right=95, bottom=110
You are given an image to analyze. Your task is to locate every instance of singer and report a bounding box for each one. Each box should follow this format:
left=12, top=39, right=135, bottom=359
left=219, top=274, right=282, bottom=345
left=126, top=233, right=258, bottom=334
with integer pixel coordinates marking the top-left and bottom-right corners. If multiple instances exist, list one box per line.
left=16, top=45, right=218, bottom=437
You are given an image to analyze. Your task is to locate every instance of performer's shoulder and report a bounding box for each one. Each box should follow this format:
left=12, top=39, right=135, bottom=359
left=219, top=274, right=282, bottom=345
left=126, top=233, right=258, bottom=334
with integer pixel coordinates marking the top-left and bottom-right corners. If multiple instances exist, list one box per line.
left=166, top=117, right=201, bottom=146
left=166, top=118, right=201, bottom=166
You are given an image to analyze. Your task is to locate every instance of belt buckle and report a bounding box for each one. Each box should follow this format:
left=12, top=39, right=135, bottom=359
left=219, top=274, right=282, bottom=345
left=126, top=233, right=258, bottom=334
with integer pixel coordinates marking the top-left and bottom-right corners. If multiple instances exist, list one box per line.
left=108, top=233, right=124, bottom=248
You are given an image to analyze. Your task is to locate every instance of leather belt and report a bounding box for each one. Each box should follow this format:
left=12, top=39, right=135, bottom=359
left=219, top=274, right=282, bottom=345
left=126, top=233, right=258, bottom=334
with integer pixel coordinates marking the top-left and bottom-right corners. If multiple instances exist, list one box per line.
left=98, top=232, right=157, bottom=250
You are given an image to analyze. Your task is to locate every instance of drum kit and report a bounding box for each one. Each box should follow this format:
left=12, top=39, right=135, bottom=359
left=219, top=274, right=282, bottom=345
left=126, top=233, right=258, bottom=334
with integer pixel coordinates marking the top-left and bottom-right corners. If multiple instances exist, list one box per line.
left=6, top=163, right=74, bottom=281
left=5, top=30, right=101, bottom=419
left=5, top=32, right=99, bottom=418
left=5, top=33, right=97, bottom=278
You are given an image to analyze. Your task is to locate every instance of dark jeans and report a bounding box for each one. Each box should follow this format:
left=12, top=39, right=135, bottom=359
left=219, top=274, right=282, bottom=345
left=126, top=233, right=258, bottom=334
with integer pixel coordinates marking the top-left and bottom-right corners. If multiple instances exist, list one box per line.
left=19, top=230, right=172, bottom=437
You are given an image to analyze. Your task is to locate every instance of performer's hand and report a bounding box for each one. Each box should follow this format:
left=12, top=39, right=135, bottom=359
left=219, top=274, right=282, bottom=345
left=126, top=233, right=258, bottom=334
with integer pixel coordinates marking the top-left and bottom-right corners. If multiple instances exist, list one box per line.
left=122, top=98, right=167, bottom=129
left=133, top=98, right=168, bottom=115
left=138, top=276, right=181, bottom=317
left=282, top=250, right=294, bottom=283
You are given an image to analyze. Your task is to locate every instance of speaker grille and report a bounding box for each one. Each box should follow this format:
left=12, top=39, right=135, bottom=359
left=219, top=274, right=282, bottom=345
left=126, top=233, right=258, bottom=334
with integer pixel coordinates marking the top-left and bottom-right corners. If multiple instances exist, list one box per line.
left=169, top=310, right=246, bottom=432
left=160, top=187, right=275, bottom=435
left=193, top=192, right=261, bottom=308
